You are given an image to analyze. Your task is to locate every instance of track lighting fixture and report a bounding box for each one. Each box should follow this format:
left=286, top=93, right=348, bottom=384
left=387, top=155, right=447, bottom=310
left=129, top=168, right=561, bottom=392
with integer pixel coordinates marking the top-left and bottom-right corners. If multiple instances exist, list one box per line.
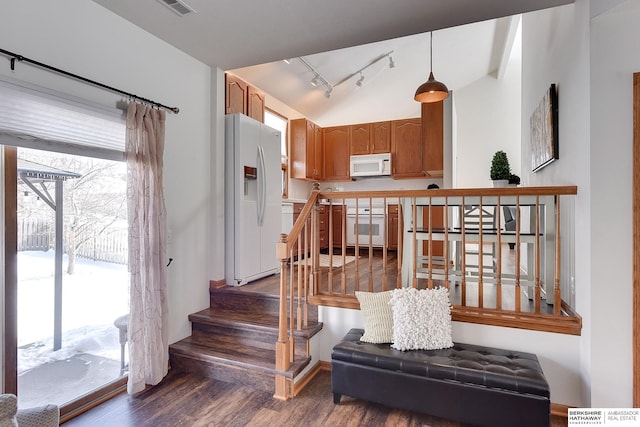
left=414, top=31, right=449, bottom=103
left=293, top=49, right=396, bottom=99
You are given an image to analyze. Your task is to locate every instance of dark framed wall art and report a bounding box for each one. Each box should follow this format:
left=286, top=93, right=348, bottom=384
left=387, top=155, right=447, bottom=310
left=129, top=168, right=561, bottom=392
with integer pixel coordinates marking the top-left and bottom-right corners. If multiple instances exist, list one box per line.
left=530, top=83, right=559, bottom=172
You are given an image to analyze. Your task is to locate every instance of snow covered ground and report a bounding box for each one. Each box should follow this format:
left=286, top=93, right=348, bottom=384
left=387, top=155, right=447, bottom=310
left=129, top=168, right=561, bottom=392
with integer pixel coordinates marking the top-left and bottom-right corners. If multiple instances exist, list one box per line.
left=17, top=250, right=129, bottom=375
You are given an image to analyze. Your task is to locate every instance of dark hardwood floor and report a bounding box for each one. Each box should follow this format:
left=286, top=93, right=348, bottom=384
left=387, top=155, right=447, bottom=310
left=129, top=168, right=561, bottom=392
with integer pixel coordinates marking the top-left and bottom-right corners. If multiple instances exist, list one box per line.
left=63, top=369, right=568, bottom=427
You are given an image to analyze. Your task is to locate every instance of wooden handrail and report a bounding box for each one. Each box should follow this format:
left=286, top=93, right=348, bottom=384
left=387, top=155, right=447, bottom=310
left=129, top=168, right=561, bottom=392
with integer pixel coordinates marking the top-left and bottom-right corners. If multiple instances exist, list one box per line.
left=277, top=191, right=320, bottom=259
left=316, top=186, right=578, bottom=199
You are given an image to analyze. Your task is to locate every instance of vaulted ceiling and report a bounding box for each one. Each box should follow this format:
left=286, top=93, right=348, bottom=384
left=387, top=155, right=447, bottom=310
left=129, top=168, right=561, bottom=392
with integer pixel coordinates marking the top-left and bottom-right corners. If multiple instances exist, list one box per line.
left=92, top=0, right=574, bottom=125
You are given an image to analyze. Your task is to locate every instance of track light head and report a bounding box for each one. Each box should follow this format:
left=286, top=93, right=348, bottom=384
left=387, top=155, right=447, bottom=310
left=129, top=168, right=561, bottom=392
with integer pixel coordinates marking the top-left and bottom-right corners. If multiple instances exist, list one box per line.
left=388, top=55, right=395, bottom=69
left=310, top=75, right=320, bottom=87
left=356, top=73, right=365, bottom=87
left=324, top=87, right=333, bottom=98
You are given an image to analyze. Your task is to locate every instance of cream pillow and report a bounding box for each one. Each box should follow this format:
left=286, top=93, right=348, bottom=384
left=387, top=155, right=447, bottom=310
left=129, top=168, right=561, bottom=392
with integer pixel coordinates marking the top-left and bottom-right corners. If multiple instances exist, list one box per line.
left=390, top=287, right=453, bottom=351
left=355, top=290, right=394, bottom=343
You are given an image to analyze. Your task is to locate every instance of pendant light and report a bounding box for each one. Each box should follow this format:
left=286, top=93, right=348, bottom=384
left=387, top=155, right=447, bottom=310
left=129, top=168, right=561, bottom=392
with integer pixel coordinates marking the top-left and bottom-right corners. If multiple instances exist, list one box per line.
left=414, top=31, right=449, bottom=103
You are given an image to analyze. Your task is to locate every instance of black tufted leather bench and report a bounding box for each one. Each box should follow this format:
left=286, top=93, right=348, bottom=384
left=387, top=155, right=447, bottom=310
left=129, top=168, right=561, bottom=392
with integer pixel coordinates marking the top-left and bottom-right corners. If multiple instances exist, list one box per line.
left=331, top=329, right=550, bottom=427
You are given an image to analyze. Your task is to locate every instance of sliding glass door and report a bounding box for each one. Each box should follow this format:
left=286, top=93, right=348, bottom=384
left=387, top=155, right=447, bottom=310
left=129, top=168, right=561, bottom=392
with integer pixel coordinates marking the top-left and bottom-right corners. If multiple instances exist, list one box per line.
left=16, top=147, right=128, bottom=408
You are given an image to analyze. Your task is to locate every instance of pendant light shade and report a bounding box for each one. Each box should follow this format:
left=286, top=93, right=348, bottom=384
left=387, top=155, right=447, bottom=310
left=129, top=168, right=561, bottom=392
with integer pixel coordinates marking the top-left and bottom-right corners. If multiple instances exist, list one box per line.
left=414, top=32, right=449, bottom=103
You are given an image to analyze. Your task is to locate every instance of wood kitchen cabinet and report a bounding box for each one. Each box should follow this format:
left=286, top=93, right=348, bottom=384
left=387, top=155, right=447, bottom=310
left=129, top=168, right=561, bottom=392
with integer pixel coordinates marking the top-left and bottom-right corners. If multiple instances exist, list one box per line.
left=421, top=205, right=444, bottom=257
left=371, top=121, right=392, bottom=153
left=293, top=203, right=328, bottom=251
left=331, top=205, right=346, bottom=248
left=290, top=111, right=442, bottom=181
left=225, top=74, right=248, bottom=116
left=225, top=73, right=265, bottom=123
left=247, top=86, right=265, bottom=123
left=391, top=118, right=424, bottom=178
left=318, top=204, right=329, bottom=250
left=323, top=126, right=351, bottom=181
left=387, top=204, right=400, bottom=250
left=422, top=101, right=444, bottom=177
left=350, top=121, right=391, bottom=155
left=350, top=123, right=371, bottom=155
left=290, top=118, right=323, bottom=181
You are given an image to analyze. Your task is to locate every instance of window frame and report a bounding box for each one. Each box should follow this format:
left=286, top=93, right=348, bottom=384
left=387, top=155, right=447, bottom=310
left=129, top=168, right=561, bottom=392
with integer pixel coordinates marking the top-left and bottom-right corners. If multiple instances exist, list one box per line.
left=264, top=108, right=289, bottom=199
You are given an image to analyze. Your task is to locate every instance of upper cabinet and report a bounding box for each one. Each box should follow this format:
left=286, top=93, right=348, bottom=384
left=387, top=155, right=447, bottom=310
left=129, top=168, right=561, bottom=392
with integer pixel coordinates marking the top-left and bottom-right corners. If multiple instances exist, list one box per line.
left=225, top=74, right=247, bottom=116
left=371, top=121, right=392, bottom=154
left=350, top=121, right=391, bottom=155
left=225, top=73, right=265, bottom=123
left=290, top=108, right=444, bottom=181
left=323, top=126, right=351, bottom=181
left=290, top=118, right=323, bottom=181
left=349, top=123, right=370, bottom=155
left=391, top=118, right=423, bottom=178
left=247, top=86, right=265, bottom=123
left=422, top=101, right=444, bottom=177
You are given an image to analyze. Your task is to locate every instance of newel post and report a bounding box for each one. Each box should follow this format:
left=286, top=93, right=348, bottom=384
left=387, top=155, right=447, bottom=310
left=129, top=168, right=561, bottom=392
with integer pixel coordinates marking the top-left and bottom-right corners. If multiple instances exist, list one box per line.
left=274, top=233, right=291, bottom=400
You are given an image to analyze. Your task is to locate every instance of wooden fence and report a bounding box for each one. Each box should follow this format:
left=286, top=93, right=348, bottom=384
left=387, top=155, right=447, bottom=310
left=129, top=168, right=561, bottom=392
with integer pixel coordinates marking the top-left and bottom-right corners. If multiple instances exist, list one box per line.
left=18, top=218, right=128, bottom=265
left=18, top=218, right=50, bottom=251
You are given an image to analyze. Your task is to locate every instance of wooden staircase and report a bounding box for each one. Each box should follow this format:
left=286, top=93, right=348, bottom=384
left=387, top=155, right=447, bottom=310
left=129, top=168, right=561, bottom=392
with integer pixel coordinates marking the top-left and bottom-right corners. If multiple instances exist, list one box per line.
left=169, top=287, right=323, bottom=393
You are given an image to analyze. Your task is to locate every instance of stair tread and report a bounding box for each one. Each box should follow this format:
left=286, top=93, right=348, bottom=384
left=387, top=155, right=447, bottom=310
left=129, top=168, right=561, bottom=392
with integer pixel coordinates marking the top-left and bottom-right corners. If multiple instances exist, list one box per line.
left=175, top=288, right=321, bottom=385
left=189, top=307, right=323, bottom=338
left=170, top=336, right=309, bottom=378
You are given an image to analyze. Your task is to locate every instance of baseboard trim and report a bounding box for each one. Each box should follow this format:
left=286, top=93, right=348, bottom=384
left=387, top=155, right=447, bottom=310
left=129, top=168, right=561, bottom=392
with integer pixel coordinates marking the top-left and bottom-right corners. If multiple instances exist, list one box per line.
left=292, top=361, right=331, bottom=397
left=209, top=279, right=226, bottom=289
left=551, top=403, right=572, bottom=418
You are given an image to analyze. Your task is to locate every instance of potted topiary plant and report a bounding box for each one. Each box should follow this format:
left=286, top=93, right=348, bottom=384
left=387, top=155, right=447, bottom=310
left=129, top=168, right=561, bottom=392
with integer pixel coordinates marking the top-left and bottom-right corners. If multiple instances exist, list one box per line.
left=490, top=150, right=511, bottom=187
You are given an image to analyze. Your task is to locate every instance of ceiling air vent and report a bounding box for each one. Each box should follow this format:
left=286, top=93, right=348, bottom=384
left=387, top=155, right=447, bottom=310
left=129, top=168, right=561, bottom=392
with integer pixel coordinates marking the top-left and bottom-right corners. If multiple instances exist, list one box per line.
left=156, top=0, right=196, bottom=16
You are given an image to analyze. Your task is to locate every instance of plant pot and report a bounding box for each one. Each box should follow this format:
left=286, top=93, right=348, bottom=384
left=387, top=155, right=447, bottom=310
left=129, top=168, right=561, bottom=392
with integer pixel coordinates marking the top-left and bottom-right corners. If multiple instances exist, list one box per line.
left=492, top=180, right=509, bottom=188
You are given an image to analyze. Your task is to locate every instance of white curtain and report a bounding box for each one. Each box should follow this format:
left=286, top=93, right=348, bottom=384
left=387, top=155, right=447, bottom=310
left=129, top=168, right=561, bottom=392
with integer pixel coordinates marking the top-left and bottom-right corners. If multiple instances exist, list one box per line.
left=125, top=103, right=169, bottom=394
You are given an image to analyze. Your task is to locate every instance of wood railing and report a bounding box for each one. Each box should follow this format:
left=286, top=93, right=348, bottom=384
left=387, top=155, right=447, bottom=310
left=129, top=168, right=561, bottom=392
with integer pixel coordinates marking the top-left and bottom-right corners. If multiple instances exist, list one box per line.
left=274, top=185, right=580, bottom=399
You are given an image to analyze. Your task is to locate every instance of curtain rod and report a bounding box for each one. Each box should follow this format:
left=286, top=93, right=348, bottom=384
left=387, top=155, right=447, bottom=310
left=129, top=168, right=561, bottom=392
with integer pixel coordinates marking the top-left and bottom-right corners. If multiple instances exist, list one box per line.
left=0, top=47, right=179, bottom=114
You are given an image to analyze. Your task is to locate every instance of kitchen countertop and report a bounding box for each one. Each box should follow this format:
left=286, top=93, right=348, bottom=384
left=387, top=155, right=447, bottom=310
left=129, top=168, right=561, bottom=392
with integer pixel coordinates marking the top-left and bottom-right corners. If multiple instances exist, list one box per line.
left=282, top=198, right=306, bottom=204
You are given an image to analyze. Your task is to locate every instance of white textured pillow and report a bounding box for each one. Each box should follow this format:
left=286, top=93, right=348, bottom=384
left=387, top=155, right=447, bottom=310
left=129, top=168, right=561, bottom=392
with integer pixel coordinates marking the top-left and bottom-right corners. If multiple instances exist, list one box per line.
left=355, top=290, right=394, bottom=343
left=390, top=287, right=453, bottom=351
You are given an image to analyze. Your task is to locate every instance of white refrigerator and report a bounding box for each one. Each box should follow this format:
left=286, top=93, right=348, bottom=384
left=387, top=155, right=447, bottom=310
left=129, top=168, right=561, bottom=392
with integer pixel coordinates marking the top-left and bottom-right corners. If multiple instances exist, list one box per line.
left=225, top=113, right=282, bottom=286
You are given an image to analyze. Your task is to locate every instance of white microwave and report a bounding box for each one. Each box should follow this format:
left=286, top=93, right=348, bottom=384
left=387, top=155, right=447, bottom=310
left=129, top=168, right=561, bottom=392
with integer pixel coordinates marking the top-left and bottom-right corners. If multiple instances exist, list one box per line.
left=349, top=153, right=391, bottom=177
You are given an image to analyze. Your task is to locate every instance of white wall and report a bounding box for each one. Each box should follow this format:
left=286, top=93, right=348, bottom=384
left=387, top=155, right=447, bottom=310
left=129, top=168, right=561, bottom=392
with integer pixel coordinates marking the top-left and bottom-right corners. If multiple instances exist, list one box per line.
left=454, top=26, right=522, bottom=188
left=588, top=0, right=638, bottom=407
left=210, top=68, right=226, bottom=284
left=522, top=0, right=638, bottom=408
left=522, top=1, right=592, bottom=407
left=0, top=0, right=213, bottom=345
